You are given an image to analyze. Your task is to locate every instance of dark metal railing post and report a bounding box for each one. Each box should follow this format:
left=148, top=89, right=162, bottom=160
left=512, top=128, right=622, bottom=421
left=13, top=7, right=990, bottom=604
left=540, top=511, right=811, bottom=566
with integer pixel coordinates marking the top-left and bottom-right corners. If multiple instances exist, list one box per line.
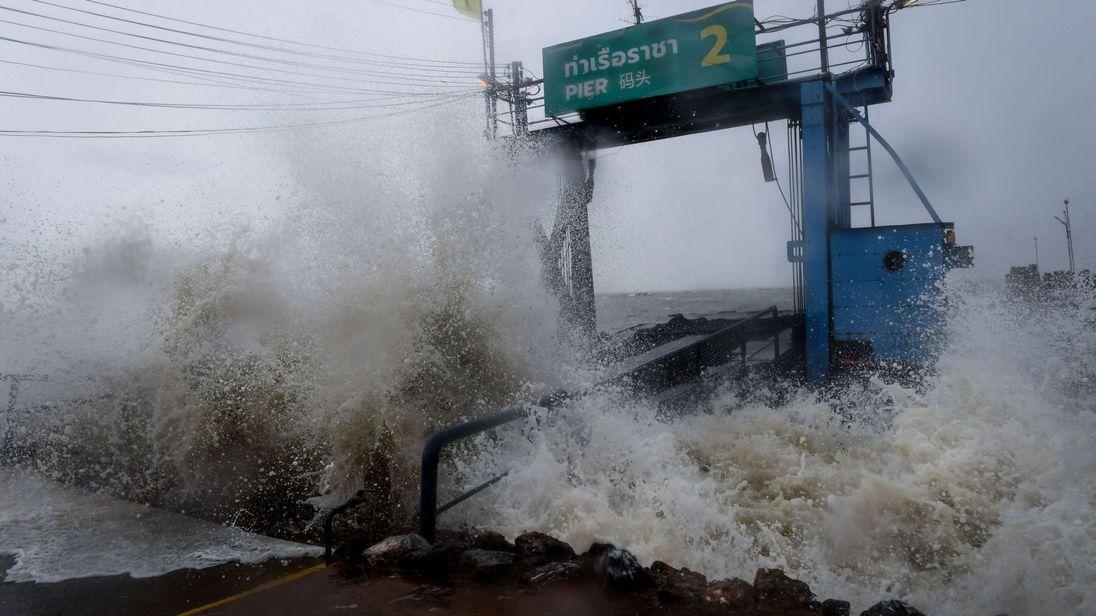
left=324, top=490, right=364, bottom=564
left=772, top=308, right=781, bottom=358
left=419, top=433, right=445, bottom=543
left=418, top=393, right=564, bottom=543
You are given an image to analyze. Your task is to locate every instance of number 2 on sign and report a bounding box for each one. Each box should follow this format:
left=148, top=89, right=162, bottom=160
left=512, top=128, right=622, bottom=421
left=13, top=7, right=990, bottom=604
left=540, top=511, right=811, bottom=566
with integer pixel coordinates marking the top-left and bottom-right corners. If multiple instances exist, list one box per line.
left=699, top=24, right=731, bottom=67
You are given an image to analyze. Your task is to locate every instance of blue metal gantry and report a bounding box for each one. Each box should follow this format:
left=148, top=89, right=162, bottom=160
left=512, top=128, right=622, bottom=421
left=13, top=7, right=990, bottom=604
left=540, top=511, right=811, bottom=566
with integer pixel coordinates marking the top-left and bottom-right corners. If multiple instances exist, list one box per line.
left=531, top=3, right=972, bottom=384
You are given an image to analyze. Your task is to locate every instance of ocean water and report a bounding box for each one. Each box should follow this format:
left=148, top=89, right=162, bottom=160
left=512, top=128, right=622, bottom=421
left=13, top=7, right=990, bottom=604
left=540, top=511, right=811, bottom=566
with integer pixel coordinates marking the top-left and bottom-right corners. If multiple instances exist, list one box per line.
left=596, top=287, right=793, bottom=334
left=0, top=111, right=1093, bottom=615
left=0, top=468, right=320, bottom=583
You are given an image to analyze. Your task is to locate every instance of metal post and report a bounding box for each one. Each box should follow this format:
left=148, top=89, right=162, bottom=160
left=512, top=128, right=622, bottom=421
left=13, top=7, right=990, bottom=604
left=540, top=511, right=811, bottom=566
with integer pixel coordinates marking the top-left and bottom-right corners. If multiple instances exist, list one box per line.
left=1065, top=198, right=1075, bottom=274
left=541, top=138, right=598, bottom=339
left=510, top=61, right=527, bottom=136
left=865, top=106, right=876, bottom=227
left=479, top=8, right=490, bottom=138
left=482, top=9, right=497, bottom=139
left=771, top=307, right=781, bottom=358
left=800, top=79, right=834, bottom=384
left=817, top=0, right=829, bottom=73
left=1055, top=198, right=1075, bottom=274
left=1034, top=236, right=1039, bottom=271
left=7, top=378, right=18, bottom=415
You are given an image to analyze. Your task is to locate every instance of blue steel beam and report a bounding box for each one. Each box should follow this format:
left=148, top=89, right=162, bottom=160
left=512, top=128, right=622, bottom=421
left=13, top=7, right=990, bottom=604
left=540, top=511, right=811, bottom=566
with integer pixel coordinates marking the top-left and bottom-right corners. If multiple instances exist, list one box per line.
left=799, top=78, right=835, bottom=384
left=531, top=67, right=892, bottom=149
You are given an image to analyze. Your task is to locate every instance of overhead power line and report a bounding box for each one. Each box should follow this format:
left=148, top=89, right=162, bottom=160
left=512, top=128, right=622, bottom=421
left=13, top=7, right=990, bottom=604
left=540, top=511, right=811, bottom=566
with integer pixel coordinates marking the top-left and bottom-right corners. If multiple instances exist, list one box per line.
left=0, top=92, right=478, bottom=138
left=889, top=0, right=969, bottom=8
left=29, top=0, right=485, bottom=74
left=0, top=8, right=482, bottom=86
left=363, top=0, right=479, bottom=23
left=0, top=88, right=477, bottom=111
left=0, top=58, right=465, bottom=102
left=414, top=0, right=462, bottom=7
left=0, top=35, right=472, bottom=97
left=82, top=0, right=485, bottom=66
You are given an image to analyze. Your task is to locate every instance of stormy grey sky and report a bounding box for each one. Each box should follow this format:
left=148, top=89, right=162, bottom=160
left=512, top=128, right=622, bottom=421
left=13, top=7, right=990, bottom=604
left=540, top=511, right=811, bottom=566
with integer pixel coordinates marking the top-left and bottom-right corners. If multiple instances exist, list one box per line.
left=2, top=0, right=1093, bottom=294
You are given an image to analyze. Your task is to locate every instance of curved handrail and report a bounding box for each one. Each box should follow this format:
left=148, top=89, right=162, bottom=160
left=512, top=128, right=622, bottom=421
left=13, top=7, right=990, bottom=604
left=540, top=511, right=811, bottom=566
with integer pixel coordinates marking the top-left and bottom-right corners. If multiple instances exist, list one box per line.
left=323, top=489, right=364, bottom=564
left=418, top=306, right=788, bottom=543
left=418, top=390, right=567, bottom=542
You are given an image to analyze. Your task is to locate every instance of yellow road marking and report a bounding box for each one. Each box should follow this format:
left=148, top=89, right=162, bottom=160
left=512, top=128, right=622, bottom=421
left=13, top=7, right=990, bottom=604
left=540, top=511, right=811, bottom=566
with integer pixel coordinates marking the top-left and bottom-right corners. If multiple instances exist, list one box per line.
left=177, top=563, right=327, bottom=616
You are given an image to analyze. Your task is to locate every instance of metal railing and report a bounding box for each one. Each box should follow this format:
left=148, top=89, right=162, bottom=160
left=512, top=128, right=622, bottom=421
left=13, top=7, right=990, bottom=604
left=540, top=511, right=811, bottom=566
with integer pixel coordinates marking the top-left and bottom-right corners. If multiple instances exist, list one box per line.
left=417, top=307, right=790, bottom=543
left=321, top=308, right=792, bottom=553
left=608, top=306, right=782, bottom=391
left=417, top=390, right=568, bottom=543
left=323, top=489, right=364, bottom=564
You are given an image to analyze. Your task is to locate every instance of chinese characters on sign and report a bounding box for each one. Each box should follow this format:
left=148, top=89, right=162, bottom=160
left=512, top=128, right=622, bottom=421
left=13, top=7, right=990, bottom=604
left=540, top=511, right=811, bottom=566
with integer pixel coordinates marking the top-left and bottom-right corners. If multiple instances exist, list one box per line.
left=618, top=70, right=652, bottom=91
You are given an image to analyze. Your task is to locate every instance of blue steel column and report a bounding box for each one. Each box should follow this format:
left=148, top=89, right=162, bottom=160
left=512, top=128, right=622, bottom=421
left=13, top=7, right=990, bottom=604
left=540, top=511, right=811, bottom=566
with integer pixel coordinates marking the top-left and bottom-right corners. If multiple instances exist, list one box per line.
left=833, top=108, right=851, bottom=229
left=799, top=78, right=834, bottom=383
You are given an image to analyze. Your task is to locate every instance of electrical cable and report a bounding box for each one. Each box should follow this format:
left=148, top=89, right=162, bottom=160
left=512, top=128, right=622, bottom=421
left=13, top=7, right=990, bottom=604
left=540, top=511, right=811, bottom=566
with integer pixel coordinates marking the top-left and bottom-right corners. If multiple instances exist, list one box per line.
left=0, top=57, right=436, bottom=100
left=0, top=8, right=483, bottom=86
left=0, top=34, right=472, bottom=97
left=363, top=0, right=480, bottom=23
left=753, top=121, right=802, bottom=234
left=82, top=0, right=486, bottom=66
left=31, top=0, right=484, bottom=74
left=0, top=92, right=478, bottom=137
left=0, top=88, right=478, bottom=111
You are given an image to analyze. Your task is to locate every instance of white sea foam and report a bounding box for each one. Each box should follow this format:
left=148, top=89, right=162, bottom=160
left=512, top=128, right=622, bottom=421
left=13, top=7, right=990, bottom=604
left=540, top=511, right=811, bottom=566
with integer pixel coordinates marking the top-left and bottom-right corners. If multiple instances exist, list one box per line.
left=453, top=285, right=1096, bottom=615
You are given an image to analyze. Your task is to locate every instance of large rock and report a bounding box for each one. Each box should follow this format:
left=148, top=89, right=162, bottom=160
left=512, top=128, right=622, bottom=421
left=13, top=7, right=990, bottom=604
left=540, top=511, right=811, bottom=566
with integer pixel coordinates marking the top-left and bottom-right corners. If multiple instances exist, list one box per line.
left=859, top=600, right=926, bottom=616
left=364, top=534, right=429, bottom=568
left=470, top=530, right=515, bottom=552
left=398, top=541, right=465, bottom=574
left=520, top=561, right=584, bottom=588
left=331, top=537, right=372, bottom=570
left=458, top=548, right=515, bottom=580
left=822, top=598, right=852, bottom=616
left=592, top=547, right=653, bottom=591
left=648, top=560, right=708, bottom=603
left=513, top=532, right=576, bottom=568
left=754, top=568, right=814, bottom=609
left=705, top=577, right=755, bottom=610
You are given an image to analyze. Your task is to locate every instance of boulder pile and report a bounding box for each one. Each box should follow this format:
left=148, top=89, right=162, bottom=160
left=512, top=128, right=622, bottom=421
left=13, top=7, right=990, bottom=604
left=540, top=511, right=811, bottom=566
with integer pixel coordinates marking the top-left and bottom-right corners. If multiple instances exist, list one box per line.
left=336, top=531, right=925, bottom=615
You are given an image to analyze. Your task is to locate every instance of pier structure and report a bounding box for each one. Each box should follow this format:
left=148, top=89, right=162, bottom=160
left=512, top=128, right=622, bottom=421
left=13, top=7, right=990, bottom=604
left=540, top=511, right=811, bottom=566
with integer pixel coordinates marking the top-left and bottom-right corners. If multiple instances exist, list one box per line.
left=512, top=0, right=972, bottom=383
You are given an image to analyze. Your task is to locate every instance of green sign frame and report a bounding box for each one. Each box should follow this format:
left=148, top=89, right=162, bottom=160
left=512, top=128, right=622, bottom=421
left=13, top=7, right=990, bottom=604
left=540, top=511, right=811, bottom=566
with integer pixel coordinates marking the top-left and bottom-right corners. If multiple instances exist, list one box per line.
left=543, top=1, right=758, bottom=116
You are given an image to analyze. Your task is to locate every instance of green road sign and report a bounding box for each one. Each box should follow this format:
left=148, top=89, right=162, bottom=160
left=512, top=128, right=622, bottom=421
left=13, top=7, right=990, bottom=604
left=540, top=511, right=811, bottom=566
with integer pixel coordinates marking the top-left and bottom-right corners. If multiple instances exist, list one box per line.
left=543, top=1, right=758, bottom=116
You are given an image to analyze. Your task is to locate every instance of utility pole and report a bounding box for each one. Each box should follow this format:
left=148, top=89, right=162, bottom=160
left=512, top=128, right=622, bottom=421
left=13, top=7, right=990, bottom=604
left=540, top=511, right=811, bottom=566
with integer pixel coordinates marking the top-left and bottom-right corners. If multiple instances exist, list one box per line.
left=481, top=8, right=497, bottom=139
left=509, top=61, right=528, bottom=135
left=2, top=373, right=46, bottom=450
left=1034, top=236, right=1039, bottom=271
left=629, top=0, right=643, bottom=25
left=1055, top=197, right=1075, bottom=274
left=817, top=0, right=829, bottom=73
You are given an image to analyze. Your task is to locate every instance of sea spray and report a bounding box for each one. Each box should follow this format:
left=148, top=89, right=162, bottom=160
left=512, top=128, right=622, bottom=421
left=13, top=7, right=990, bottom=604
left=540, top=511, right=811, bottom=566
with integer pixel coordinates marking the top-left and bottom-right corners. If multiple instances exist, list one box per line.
left=1, top=114, right=570, bottom=538
left=454, top=282, right=1096, bottom=615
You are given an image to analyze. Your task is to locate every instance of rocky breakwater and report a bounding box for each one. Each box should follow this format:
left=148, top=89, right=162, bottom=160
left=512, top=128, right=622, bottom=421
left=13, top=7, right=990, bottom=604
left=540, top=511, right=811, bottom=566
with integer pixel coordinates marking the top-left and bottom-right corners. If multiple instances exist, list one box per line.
left=335, top=531, right=929, bottom=615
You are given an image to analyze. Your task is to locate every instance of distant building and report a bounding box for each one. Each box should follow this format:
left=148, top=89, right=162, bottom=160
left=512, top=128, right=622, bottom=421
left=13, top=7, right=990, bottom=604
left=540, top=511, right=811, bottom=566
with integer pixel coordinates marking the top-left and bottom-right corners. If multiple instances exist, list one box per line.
left=1005, top=264, right=1040, bottom=299
left=1006, top=265, right=1094, bottom=302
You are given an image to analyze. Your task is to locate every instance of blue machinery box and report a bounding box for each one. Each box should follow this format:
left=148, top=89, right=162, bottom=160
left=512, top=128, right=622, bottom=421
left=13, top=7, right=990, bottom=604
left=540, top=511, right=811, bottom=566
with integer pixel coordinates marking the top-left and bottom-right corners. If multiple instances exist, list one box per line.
left=830, top=223, right=970, bottom=362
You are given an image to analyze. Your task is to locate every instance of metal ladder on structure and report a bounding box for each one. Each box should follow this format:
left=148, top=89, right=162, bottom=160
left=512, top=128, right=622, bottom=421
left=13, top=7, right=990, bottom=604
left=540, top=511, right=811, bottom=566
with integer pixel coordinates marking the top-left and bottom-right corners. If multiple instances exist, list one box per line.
left=848, top=105, right=878, bottom=227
